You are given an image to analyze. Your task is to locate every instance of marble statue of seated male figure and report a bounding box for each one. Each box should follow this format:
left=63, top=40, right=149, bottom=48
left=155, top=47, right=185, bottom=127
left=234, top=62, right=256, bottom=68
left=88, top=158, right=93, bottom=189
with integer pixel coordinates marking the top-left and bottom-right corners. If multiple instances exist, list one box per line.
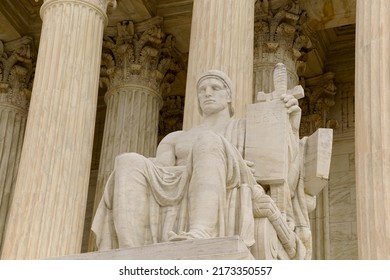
left=91, top=69, right=301, bottom=252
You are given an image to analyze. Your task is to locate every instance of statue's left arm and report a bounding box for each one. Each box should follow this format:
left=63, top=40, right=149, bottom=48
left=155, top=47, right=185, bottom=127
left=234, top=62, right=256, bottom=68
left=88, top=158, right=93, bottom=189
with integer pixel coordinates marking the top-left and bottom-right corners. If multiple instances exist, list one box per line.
left=281, top=93, right=301, bottom=193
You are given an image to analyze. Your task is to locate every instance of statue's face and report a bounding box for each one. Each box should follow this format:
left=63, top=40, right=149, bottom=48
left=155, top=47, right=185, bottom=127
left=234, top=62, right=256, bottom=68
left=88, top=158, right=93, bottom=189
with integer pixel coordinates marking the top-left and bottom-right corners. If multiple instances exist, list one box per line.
left=197, top=78, right=231, bottom=116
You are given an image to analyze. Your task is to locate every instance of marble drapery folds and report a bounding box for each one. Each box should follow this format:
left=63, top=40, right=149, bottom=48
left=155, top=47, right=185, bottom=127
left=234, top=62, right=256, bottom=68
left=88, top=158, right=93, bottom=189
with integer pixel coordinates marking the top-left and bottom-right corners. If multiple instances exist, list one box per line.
left=92, top=119, right=260, bottom=250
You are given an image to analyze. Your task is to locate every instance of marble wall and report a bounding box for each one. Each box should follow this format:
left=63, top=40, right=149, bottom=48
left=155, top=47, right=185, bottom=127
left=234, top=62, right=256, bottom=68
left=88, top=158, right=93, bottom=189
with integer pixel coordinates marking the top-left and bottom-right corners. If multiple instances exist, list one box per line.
left=327, top=80, right=356, bottom=259
left=328, top=136, right=357, bottom=259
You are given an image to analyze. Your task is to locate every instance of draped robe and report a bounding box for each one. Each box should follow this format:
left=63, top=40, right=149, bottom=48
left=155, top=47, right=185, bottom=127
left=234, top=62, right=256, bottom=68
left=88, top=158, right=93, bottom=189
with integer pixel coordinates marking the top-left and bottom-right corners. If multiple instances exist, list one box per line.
left=91, top=119, right=262, bottom=250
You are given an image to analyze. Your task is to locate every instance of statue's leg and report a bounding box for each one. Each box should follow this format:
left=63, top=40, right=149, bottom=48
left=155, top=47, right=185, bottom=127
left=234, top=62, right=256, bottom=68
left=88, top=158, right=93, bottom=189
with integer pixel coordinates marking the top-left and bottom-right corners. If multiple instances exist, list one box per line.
left=186, top=131, right=227, bottom=239
left=113, top=153, right=151, bottom=248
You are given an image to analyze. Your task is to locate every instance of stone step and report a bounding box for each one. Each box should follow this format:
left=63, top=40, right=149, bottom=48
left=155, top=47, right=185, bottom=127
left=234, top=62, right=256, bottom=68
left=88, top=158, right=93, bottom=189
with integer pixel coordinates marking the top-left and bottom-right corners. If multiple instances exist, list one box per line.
left=54, top=236, right=254, bottom=260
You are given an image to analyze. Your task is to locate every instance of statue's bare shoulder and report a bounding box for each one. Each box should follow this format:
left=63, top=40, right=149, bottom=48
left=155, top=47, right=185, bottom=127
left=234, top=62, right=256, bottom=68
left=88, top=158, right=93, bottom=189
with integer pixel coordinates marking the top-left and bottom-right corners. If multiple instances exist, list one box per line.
left=160, top=130, right=186, bottom=145
left=155, top=130, right=186, bottom=166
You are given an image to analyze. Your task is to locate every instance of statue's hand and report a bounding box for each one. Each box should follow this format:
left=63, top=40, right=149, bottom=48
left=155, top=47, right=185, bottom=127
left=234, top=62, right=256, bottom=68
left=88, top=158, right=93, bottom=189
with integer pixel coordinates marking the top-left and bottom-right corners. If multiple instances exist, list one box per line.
left=281, top=93, right=301, bottom=133
left=244, top=160, right=256, bottom=175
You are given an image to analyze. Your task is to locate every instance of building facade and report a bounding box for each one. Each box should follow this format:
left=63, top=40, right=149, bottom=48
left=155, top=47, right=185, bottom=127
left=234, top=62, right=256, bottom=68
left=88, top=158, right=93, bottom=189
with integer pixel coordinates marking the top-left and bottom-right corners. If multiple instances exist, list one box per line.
left=0, top=0, right=388, bottom=259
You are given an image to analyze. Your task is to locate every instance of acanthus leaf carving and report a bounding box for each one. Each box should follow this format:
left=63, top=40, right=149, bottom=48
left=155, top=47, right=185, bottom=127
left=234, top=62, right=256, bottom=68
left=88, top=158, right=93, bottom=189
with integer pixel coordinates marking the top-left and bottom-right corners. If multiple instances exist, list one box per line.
left=0, top=37, right=35, bottom=111
left=100, top=17, right=183, bottom=96
left=299, top=72, right=339, bottom=136
left=254, top=0, right=313, bottom=74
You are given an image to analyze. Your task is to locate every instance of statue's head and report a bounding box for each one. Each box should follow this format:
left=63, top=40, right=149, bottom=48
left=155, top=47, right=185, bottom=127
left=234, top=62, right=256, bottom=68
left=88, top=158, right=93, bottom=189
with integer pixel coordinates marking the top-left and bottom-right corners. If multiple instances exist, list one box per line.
left=196, top=70, right=234, bottom=117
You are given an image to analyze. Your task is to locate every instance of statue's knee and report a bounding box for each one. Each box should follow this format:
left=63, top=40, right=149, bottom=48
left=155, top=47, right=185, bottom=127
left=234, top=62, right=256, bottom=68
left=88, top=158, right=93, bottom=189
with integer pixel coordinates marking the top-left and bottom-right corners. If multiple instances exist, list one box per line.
left=116, top=152, right=146, bottom=169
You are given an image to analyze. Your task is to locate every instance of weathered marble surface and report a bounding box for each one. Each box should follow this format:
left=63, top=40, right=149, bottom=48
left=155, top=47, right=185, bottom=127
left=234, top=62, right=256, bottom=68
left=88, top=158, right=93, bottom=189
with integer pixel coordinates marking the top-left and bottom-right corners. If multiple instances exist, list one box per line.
left=1, top=0, right=116, bottom=260
left=55, top=236, right=254, bottom=260
left=93, top=70, right=261, bottom=250
left=89, top=17, right=182, bottom=250
left=92, top=65, right=333, bottom=259
left=183, top=0, right=254, bottom=129
left=0, top=36, right=32, bottom=251
left=355, top=0, right=390, bottom=259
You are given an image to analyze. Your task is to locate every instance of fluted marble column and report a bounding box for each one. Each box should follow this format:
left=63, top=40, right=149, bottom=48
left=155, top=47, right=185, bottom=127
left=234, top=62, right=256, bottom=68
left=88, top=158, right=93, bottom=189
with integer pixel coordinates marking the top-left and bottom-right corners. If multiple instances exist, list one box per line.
left=89, top=18, right=181, bottom=250
left=1, top=0, right=116, bottom=259
left=0, top=37, right=33, bottom=250
left=183, top=0, right=254, bottom=129
left=355, top=0, right=390, bottom=259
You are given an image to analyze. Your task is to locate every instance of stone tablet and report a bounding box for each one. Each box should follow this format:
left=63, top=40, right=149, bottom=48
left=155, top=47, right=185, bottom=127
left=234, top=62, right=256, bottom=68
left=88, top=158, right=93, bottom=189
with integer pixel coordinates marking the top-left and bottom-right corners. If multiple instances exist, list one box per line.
left=303, top=128, right=333, bottom=196
left=245, top=100, right=289, bottom=185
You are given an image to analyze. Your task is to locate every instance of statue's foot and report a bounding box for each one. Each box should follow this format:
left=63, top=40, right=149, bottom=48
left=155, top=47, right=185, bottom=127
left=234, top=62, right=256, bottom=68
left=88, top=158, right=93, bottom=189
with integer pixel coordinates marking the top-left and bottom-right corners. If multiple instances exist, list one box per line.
left=167, top=231, right=194, bottom=242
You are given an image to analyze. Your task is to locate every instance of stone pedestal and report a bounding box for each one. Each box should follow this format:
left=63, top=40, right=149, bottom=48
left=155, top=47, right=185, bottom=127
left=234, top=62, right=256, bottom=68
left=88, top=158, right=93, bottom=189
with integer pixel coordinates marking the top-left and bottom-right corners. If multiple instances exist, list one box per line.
left=355, top=0, right=390, bottom=259
left=56, top=236, right=254, bottom=260
left=183, top=0, right=254, bottom=129
left=1, top=0, right=115, bottom=259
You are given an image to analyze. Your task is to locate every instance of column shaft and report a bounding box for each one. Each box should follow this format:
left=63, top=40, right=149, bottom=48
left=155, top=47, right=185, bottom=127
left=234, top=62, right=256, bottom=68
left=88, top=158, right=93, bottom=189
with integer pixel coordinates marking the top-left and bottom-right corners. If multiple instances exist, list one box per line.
left=183, top=0, right=254, bottom=129
left=103, top=85, right=160, bottom=159
left=0, top=104, right=27, bottom=248
left=93, top=85, right=160, bottom=223
left=355, top=0, right=390, bottom=259
left=1, top=0, right=113, bottom=259
left=254, top=59, right=298, bottom=94
left=0, top=37, right=32, bottom=251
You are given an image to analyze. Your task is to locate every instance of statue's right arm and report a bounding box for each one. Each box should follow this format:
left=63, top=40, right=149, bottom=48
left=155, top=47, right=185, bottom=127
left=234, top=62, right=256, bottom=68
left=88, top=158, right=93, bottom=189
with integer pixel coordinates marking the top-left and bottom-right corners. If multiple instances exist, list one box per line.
left=154, top=131, right=183, bottom=167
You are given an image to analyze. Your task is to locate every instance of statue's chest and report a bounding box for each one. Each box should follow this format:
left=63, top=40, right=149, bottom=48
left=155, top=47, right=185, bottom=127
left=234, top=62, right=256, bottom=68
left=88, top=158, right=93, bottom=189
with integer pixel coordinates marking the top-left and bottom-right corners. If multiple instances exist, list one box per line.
left=173, top=126, right=226, bottom=165
left=175, top=142, right=192, bottom=160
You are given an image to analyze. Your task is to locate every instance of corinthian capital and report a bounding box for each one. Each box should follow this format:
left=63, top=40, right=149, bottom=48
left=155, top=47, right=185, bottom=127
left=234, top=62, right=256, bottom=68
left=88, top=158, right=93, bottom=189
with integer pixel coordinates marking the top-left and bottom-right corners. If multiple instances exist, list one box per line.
left=299, top=72, right=338, bottom=135
left=100, top=17, right=183, bottom=93
left=254, top=0, right=312, bottom=73
left=0, top=37, right=35, bottom=110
